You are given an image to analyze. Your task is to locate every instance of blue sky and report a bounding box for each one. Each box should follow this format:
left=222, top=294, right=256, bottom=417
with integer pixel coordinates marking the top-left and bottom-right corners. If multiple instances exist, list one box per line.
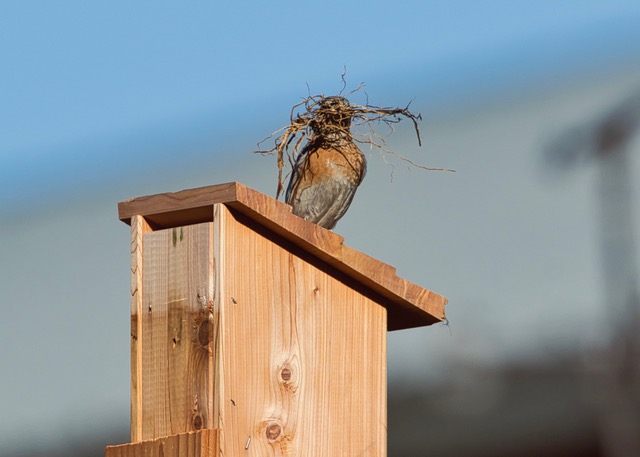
left=2, top=1, right=640, bottom=213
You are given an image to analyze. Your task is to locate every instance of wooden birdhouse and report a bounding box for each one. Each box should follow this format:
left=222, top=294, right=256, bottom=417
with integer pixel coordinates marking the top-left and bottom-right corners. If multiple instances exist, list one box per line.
left=105, top=182, right=446, bottom=457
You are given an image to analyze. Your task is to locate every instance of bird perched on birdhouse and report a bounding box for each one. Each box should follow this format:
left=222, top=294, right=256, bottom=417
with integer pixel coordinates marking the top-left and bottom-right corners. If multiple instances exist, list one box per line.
left=285, top=96, right=366, bottom=229
left=256, top=86, right=452, bottom=230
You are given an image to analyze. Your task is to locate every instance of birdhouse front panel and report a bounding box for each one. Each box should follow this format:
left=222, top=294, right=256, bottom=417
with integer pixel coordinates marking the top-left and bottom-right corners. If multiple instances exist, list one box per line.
left=214, top=203, right=387, bottom=456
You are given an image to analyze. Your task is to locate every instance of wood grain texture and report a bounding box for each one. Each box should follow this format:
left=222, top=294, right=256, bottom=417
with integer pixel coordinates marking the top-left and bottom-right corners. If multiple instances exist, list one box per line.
left=119, top=182, right=446, bottom=330
left=138, top=223, right=215, bottom=441
left=215, top=204, right=387, bottom=456
left=130, top=215, right=151, bottom=442
left=105, top=429, right=219, bottom=457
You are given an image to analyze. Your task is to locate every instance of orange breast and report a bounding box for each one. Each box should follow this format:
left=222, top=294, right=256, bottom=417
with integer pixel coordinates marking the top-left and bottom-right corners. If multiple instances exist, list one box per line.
left=297, top=142, right=366, bottom=187
left=285, top=141, right=366, bottom=229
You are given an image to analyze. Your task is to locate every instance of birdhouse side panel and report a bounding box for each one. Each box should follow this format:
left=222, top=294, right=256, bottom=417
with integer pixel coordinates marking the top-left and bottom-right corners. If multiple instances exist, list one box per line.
left=136, top=223, right=215, bottom=442
left=215, top=205, right=387, bottom=456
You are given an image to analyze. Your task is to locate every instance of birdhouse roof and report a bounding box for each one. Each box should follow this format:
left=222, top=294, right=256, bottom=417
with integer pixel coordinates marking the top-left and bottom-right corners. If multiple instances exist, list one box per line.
left=118, top=182, right=446, bottom=330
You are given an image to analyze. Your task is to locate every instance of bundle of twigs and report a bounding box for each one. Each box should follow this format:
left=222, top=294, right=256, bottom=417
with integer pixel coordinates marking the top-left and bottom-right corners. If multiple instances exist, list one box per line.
left=256, top=87, right=454, bottom=198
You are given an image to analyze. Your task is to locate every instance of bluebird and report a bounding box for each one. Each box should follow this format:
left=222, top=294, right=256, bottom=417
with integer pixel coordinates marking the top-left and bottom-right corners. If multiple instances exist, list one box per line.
left=285, top=96, right=366, bottom=229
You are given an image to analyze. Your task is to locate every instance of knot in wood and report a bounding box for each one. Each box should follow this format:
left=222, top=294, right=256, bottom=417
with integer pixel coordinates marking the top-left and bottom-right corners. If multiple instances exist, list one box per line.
left=192, top=413, right=203, bottom=430
left=280, top=367, right=292, bottom=382
left=265, top=422, right=282, bottom=441
left=197, top=320, right=210, bottom=347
